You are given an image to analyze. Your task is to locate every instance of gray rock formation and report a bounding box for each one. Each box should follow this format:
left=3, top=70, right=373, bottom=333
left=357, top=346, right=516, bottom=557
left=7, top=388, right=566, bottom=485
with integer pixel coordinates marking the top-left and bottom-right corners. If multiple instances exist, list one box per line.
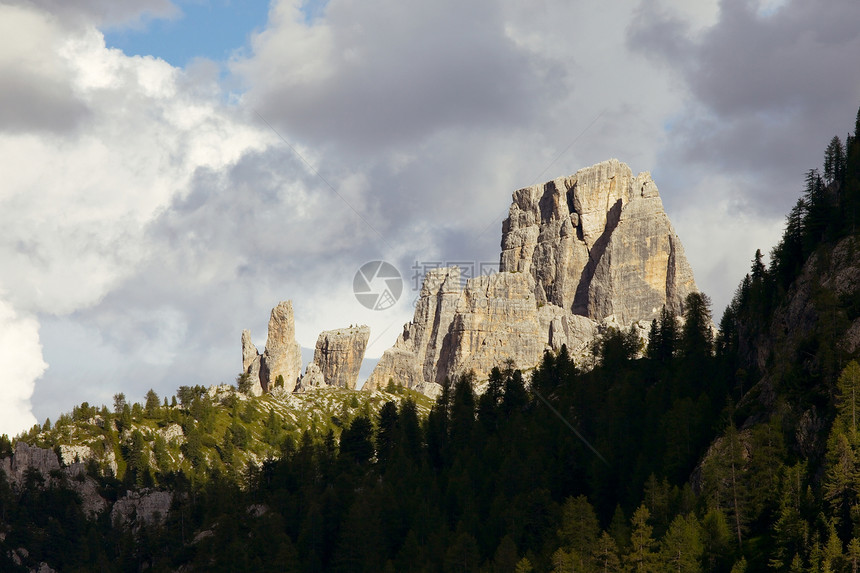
left=241, top=330, right=263, bottom=396
left=366, top=159, right=699, bottom=395
left=241, top=301, right=303, bottom=394
left=365, top=270, right=601, bottom=392
left=500, top=159, right=697, bottom=324
left=261, top=301, right=303, bottom=392
left=364, top=267, right=463, bottom=393
left=1, top=442, right=107, bottom=516
left=297, top=362, right=326, bottom=391
left=111, top=489, right=173, bottom=527
left=298, top=326, right=370, bottom=390
left=441, top=272, right=546, bottom=381
left=0, top=442, right=60, bottom=482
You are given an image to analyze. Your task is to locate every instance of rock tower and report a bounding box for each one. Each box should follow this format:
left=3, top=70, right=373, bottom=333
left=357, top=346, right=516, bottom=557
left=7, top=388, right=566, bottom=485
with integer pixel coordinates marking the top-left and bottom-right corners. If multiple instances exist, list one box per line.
left=365, top=159, right=699, bottom=395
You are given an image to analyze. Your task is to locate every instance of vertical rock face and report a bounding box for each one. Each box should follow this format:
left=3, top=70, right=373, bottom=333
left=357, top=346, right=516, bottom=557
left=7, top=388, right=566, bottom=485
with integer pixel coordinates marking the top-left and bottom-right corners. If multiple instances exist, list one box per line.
left=241, top=330, right=263, bottom=396
left=439, top=272, right=545, bottom=381
left=261, top=301, right=303, bottom=393
left=242, top=301, right=303, bottom=394
left=0, top=442, right=60, bottom=482
left=499, top=159, right=697, bottom=324
left=365, top=270, right=601, bottom=393
left=111, top=489, right=173, bottom=527
left=1, top=443, right=107, bottom=516
left=366, top=159, right=700, bottom=396
left=364, top=268, right=463, bottom=394
left=306, top=325, right=370, bottom=390
left=298, top=362, right=326, bottom=390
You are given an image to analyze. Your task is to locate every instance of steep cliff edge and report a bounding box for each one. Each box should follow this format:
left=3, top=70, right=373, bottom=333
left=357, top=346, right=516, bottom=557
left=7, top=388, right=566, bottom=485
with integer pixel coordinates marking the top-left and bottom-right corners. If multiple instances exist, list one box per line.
left=366, top=159, right=699, bottom=394
left=499, top=158, right=697, bottom=324
left=297, top=325, right=370, bottom=390
left=241, top=301, right=303, bottom=394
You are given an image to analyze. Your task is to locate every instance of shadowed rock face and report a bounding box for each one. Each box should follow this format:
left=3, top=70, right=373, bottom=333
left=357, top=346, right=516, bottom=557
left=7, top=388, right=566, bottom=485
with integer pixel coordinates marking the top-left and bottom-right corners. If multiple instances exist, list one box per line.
left=1, top=443, right=107, bottom=516
left=366, top=159, right=700, bottom=396
left=241, top=330, right=263, bottom=396
left=305, top=326, right=370, bottom=390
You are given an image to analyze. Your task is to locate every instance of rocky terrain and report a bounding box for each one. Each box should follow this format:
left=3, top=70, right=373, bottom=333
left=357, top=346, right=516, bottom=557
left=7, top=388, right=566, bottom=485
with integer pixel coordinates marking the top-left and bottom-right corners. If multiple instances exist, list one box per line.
left=298, top=326, right=370, bottom=391
left=365, top=159, right=698, bottom=394
left=237, top=160, right=697, bottom=397
left=242, top=301, right=303, bottom=394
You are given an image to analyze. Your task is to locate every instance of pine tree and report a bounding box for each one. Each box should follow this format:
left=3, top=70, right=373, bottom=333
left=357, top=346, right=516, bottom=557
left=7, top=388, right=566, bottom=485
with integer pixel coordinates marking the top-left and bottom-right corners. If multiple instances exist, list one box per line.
left=493, top=535, right=519, bottom=573
left=837, top=361, right=860, bottom=438
left=593, top=531, right=621, bottom=573
left=823, top=427, right=857, bottom=527
left=145, top=389, right=160, bottom=417
left=375, top=401, right=399, bottom=469
left=660, top=514, right=704, bottom=573
left=702, top=508, right=732, bottom=572
left=113, top=393, right=127, bottom=415
left=557, top=495, right=600, bottom=569
left=848, top=537, right=860, bottom=573
left=825, top=135, right=846, bottom=184
left=769, top=463, right=810, bottom=571
left=626, top=505, right=657, bottom=573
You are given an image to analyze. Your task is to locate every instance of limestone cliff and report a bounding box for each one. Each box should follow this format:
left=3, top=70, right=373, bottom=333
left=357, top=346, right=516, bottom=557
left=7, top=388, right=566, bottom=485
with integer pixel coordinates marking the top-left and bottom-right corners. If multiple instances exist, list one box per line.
left=364, top=270, right=600, bottom=393
left=499, top=159, right=697, bottom=324
left=261, top=301, right=303, bottom=392
left=241, top=330, right=263, bottom=396
left=366, top=159, right=699, bottom=395
left=364, top=268, right=464, bottom=395
left=1, top=442, right=107, bottom=516
left=242, top=301, right=303, bottom=394
left=297, top=325, right=370, bottom=390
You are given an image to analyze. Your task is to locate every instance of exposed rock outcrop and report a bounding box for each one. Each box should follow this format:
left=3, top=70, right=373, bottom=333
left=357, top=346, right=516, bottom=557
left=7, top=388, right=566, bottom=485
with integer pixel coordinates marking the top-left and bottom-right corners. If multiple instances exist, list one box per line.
left=366, top=159, right=699, bottom=395
left=365, top=270, right=602, bottom=392
left=499, top=159, right=697, bottom=324
left=111, top=489, right=173, bottom=527
left=364, top=267, right=463, bottom=394
left=297, top=362, right=326, bottom=391
left=241, top=301, right=303, bottom=394
left=1, top=443, right=107, bottom=516
left=1, top=442, right=60, bottom=483
left=241, top=330, right=263, bottom=396
left=298, top=326, right=370, bottom=391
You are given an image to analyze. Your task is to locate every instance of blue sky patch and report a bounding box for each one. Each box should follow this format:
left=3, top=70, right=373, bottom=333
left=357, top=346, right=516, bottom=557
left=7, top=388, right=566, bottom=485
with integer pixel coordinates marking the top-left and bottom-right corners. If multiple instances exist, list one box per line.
left=103, top=0, right=272, bottom=67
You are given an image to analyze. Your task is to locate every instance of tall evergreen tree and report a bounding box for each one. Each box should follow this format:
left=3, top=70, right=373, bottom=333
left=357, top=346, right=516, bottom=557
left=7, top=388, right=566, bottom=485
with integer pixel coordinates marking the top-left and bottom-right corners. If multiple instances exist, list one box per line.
left=626, top=505, right=657, bottom=573
left=681, top=292, right=713, bottom=360
left=837, top=361, right=860, bottom=437
left=825, top=135, right=846, bottom=184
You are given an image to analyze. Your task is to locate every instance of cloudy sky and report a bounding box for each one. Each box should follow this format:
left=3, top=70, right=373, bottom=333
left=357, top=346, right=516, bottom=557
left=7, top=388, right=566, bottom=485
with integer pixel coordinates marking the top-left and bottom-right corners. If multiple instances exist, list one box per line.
left=1, top=0, right=859, bottom=436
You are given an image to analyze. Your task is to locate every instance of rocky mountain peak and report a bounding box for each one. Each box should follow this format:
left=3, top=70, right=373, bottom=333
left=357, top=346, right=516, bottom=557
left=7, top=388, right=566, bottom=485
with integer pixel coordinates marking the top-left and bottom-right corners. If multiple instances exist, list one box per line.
left=500, top=158, right=697, bottom=324
left=366, top=159, right=700, bottom=395
left=241, top=300, right=303, bottom=394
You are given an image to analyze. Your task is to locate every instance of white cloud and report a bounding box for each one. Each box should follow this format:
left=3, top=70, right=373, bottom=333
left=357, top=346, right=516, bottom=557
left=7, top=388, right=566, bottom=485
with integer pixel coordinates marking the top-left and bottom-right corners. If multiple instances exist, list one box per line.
left=5, top=0, right=858, bottom=430
left=0, top=5, right=275, bottom=432
left=0, top=299, right=47, bottom=436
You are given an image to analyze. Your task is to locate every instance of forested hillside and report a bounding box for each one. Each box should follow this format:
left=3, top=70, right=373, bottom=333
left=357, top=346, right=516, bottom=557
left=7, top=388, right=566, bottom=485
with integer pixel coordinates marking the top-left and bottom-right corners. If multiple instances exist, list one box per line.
left=2, top=106, right=860, bottom=572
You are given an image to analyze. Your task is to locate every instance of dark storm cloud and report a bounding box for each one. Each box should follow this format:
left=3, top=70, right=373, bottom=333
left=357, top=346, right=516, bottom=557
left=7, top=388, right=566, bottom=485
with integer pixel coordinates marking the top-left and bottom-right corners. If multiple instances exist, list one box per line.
left=630, top=0, right=860, bottom=216
left=0, top=70, right=90, bottom=133
left=239, top=0, right=557, bottom=153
